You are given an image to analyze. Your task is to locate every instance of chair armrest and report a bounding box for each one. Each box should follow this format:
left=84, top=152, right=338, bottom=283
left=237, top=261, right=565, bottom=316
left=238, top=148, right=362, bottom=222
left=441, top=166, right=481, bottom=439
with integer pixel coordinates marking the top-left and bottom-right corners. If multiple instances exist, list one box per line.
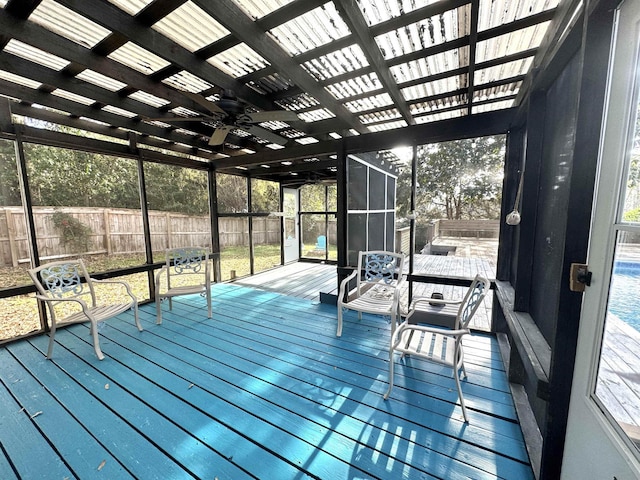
left=338, top=270, right=358, bottom=301
left=391, top=275, right=406, bottom=303
left=394, top=320, right=469, bottom=338
left=35, top=294, right=86, bottom=307
left=91, top=278, right=137, bottom=302
left=410, top=296, right=463, bottom=309
left=154, top=266, right=169, bottom=288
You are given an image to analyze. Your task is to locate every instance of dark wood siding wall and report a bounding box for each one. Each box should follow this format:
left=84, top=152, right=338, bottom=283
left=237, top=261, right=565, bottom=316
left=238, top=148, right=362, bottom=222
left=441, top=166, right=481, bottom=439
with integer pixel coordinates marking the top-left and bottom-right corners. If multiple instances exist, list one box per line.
left=529, top=52, right=582, bottom=348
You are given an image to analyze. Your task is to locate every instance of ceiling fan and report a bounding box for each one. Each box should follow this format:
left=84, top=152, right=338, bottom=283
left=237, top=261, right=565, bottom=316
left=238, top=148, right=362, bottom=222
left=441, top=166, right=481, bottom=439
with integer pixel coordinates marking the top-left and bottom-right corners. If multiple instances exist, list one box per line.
left=150, top=90, right=299, bottom=146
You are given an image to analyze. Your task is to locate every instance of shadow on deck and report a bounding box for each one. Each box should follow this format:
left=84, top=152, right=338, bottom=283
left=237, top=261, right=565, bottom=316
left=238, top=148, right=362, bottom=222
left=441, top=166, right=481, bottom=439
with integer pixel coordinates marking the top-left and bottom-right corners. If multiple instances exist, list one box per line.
left=236, top=254, right=497, bottom=331
left=0, top=284, right=534, bottom=479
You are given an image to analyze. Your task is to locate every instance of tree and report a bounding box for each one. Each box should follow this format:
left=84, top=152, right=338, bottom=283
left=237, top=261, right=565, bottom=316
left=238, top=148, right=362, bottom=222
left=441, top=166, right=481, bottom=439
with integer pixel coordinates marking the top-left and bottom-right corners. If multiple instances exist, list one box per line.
left=0, top=139, right=21, bottom=206
left=216, top=173, right=248, bottom=213
left=23, top=143, right=140, bottom=208
left=143, top=162, right=209, bottom=215
left=250, top=179, right=280, bottom=212
left=397, top=135, right=506, bottom=221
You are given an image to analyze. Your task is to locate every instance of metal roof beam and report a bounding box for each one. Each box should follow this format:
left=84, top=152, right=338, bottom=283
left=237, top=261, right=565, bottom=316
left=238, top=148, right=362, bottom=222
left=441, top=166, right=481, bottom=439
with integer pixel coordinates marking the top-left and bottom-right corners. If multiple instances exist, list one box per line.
left=192, top=0, right=368, bottom=135
left=213, top=108, right=515, bottom=169
left=55, top=0, right=276, bottom=112
left=334, top=0, right=414, bottom=125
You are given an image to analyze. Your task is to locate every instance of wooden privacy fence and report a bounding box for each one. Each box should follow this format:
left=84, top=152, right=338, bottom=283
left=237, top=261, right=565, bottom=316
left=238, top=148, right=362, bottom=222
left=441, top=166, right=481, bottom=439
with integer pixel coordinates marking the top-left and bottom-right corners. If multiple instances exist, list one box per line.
left=218, top=216, right=283, bottom=248
left=0, top=207, right=282, bottom=267
left=431, top=219, right=500, bottom=239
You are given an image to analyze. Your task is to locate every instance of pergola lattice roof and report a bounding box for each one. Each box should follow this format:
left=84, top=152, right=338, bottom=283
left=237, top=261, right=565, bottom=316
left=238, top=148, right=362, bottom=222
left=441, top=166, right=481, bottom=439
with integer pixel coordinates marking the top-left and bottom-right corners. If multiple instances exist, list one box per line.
left=0, top=0, right=558, bottom=183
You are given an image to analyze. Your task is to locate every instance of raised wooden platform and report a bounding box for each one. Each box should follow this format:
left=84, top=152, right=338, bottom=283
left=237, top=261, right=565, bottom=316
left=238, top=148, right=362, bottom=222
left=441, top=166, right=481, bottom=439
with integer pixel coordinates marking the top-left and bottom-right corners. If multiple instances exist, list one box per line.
left=232, top=261, right=337, bottom=301
left=0, top=284, right=533, bottom=479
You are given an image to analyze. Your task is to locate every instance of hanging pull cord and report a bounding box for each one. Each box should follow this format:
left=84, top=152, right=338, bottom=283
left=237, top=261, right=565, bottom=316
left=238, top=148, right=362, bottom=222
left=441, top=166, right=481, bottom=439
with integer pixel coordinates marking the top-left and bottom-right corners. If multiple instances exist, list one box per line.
left=506, top=169, right=524, bottom=226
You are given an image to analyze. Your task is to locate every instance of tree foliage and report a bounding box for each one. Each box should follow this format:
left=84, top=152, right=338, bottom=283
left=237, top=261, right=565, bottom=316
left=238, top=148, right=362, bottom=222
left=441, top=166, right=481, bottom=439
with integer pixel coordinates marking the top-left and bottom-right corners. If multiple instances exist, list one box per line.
left=24, top=143, right=141, bottom=209
left=143, top=162, right=209, bottom=215
left=251, top=179, right=280, bottom=212
left=217, top=173, right=248, bottom=213
left=1, top=141, right=210, bottom=215
left=397, top=135, right=506, bottom=221
left=0, top=139, right=22, bottom=206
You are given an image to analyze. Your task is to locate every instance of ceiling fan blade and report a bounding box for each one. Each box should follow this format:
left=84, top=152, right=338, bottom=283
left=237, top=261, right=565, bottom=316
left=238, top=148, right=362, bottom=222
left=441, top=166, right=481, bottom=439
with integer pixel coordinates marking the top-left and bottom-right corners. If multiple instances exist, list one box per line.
left=240, top=110, right=299, bottom=123
left=208, top=125, right=234, bottom=146
left=241, top=124, right=288, bottom=145
left=182, top=90, right=227, bottom=115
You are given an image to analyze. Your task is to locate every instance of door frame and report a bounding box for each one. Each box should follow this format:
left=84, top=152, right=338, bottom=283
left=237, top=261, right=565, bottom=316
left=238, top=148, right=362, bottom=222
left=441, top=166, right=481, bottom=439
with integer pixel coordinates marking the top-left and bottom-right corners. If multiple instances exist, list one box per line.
left=283, top=187, right=300, bottom=264
left=561, top=1, right=640, bottom=477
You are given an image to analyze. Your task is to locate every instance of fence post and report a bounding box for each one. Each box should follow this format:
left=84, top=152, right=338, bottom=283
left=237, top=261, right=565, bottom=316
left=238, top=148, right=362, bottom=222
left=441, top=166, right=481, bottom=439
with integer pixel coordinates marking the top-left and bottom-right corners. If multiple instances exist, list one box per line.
left=103, top=208, right=112, bottom=255
left=7, top=209, right=19, bottom=267
left=166, top=212, right=172, bottom=250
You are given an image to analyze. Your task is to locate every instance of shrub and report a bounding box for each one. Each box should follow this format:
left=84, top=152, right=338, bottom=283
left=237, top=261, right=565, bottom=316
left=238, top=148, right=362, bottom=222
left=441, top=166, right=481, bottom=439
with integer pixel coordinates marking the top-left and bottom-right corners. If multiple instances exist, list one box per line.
left=624, top=207, right=640, bottom=222
left=51, top=211, right=92, bottom=252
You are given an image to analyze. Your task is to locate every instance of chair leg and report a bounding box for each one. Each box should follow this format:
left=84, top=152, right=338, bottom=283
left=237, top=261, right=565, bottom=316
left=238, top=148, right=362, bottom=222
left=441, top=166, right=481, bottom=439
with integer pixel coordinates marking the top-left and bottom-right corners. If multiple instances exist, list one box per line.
left=384, top=349, right=395, bottom=399
left=89, top=320, right=105, bottom=361
left=133, top=304, right=143, bottom=331
left=207, top=292, right=212, bottom=319
left=156, top=296, right=163, bottom=325
left=46, top=329, right=56, bottom=360
left=337, top=306, right=343, bottom=337
left=454, top=365, right=469, bottom=423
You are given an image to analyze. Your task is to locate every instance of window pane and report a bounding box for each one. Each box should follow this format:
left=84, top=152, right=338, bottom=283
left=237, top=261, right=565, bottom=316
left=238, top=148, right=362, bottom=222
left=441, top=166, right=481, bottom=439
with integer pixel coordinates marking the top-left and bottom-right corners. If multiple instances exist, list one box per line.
left=300, top=184, right=325, bottom=211
left=328, top=213, right=337, bottom=261
left=251, top=178, right=280, bottom=213
left=143, top=162, right=211, bottom=260
left=217, top=173, right=247, bottom=213
left=348, top=158, right=367, bottom=210
left=252, top=216, right=281, bottom=273
left=0, top=138, right=42, bottom=340
left=23, top=144, right=145, bottom=272
left=301, top=213, right=326, bottom=259
left=219, top=217, right=249, bottom=280
left=348, top=213, right=367, bottom=265
left=596, top=232, right=640, bottom=453
left=327, top=184, right=337, bottom=211
left=623, top=100, right=640, bottom=223
left=0, top=138, right=31, bottom=287
left=369, top=168, right=386, bottom=210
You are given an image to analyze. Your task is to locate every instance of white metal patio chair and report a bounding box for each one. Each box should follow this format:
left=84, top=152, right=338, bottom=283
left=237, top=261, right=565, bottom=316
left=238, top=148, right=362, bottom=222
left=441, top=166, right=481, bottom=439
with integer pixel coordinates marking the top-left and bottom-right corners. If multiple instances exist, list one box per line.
left=336, top=250, right=405, bottom=337
left=28, top=259, right=141, bottom=361
left=155, top=247, right=212, bottom=324
left=383, top=274, right=490, bottom=423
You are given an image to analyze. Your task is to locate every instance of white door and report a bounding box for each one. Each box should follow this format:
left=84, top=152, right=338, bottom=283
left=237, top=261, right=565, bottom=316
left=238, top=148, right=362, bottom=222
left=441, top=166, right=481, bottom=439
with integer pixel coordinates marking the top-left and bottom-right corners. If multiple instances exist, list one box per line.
left=562, top=2, right=640, bottom=478
left=283, top=188, right=299, bottom=263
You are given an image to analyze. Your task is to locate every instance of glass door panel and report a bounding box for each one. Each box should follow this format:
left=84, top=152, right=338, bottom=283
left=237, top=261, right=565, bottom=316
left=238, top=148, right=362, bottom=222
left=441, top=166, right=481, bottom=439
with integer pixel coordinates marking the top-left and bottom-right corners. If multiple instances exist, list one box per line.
left=283, top=188, right=299, bottom=263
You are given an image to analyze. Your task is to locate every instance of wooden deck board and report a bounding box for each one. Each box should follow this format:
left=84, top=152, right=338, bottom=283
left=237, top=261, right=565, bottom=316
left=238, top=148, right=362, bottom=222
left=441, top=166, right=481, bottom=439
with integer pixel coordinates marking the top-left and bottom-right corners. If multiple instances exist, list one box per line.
left=0, top=284, right=533, bottom=480
left=234, top=262, right=337, bottom=301
left=0, top=369, right=77, bottom=479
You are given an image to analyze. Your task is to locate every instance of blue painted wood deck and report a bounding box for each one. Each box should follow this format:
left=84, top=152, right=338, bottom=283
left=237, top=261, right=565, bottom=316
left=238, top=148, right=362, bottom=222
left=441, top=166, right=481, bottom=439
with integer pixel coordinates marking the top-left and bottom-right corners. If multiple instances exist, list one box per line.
left=0, top=284, right=533, bottom=479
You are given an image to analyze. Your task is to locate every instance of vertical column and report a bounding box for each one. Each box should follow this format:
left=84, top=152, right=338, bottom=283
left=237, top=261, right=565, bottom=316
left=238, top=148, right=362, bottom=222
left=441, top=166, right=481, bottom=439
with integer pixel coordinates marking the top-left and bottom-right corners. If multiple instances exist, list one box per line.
left=208, top=169, right=221, bottom=282
left=336, top=140, right=348, bottom=292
